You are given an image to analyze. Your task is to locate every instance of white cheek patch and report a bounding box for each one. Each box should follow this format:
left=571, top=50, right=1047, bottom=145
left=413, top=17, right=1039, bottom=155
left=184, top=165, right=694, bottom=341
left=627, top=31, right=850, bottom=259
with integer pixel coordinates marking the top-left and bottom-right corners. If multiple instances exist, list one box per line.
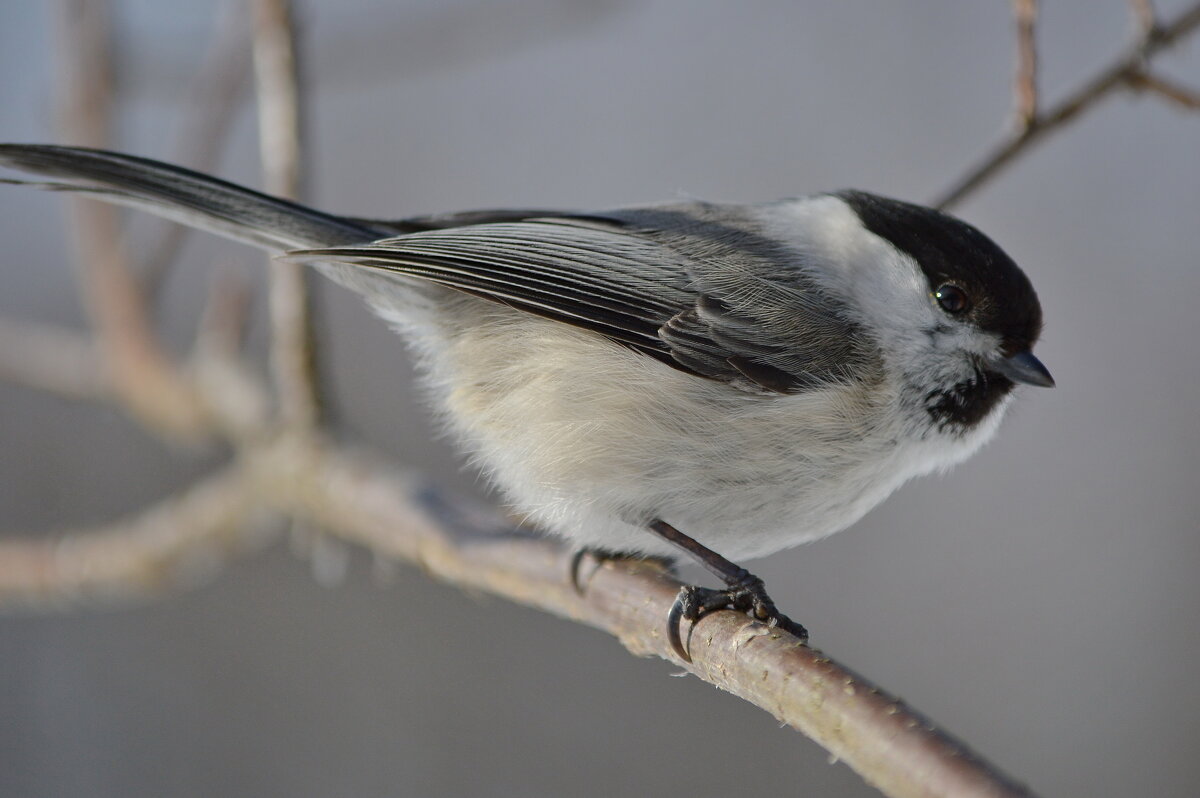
left=939, top=325, right=1002, bottom=358
left=761, top=197, right=1009, bottom=393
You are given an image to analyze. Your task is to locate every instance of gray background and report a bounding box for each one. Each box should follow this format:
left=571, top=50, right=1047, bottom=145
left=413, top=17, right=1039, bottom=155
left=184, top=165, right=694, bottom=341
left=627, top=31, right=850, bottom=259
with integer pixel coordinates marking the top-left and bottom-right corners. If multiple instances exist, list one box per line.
left=2, top=1, right=1198, bottom=796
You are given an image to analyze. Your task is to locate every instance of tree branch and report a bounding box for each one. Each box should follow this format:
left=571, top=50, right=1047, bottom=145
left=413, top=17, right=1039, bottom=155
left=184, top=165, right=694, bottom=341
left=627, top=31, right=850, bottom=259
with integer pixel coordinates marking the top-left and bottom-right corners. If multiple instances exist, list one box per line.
left=139, top=2, right=254, bottom=294
left=253, top=0, right=320, bottom=431
left=0, top=434, right=1037, bottom=796
left=0, top=318, right=108, bottom=400
left=255, top=441, right=1036, bottom=798
left=0, top=466, right=269, bottom=607
left=935, top=1, right=1200, bottom=209
left=1128, top=0, right=1157, bottom=37
left=1013, top=0, right=1039, bottom=130
left=54, top=0, right=211, bottom=440
left=1127, top=69, right=1200, bottom=109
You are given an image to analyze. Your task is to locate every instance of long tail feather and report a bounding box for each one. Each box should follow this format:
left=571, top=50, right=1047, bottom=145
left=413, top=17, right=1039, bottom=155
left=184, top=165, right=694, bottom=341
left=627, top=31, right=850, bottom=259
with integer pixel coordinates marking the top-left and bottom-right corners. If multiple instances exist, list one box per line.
left=0, top=144, right=384, bottom=250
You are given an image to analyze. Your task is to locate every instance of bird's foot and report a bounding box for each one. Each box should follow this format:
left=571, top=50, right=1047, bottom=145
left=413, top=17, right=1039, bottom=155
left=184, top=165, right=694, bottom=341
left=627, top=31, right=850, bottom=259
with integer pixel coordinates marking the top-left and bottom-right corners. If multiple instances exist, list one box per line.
left=568, top=548, right=675, bottom=594
left=666, top=569, right=808, bottom=662
left=643, top=519, right=808, bottom=662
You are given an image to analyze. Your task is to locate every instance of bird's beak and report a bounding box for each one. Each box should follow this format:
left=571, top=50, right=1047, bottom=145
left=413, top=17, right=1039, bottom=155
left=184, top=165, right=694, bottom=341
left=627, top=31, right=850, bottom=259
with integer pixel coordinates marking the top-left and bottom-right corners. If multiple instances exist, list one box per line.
left=993, top=350, right=1055, bottom=388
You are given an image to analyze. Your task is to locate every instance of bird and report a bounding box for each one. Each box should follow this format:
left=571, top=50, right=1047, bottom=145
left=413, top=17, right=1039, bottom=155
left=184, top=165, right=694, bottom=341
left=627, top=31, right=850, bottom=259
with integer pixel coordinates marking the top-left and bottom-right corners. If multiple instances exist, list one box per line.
left=0, top=144, right=1053, bottom=660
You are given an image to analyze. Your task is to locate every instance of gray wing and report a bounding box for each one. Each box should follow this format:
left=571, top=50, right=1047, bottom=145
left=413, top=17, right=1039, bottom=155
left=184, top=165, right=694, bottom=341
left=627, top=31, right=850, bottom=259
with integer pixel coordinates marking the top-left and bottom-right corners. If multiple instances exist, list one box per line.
left=294, top=204, right=873, bottom=393
left=346, top=208, right=589, bottom=234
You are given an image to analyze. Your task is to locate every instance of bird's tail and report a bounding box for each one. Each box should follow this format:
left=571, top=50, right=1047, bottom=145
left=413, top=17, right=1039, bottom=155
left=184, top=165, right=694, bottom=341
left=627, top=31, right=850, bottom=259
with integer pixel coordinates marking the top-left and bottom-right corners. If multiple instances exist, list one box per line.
left=0, top=144, right=384, bottom=250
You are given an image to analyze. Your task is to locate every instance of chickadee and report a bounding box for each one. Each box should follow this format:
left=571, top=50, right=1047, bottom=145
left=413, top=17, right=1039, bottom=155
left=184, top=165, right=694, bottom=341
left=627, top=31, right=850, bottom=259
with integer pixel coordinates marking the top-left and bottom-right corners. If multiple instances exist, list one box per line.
left=0, top=145, right=1052, bottom=659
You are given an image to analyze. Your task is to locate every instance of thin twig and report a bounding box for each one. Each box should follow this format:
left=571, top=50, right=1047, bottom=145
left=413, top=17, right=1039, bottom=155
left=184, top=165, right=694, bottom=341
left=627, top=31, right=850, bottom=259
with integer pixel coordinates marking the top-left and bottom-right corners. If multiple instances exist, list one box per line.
left=0, top=424, right=1041, bottom=796
left=935, top=1, right=1200, bottom=209
left=1128, top=69, right=1200, bottom=109
left=1129, top=0, right=1157, bottom=37
left=246, top=441, right=1037, bottom=798
left=140, top=2, right=254, bottom=294
left=0, top=319, right=108, bottom=400
left=195, top=271, right=254, bottom=361
left=54, top=0, right=210, bottom=439
left=1013, top=0, right=1039, bottom=130
left=0, top=466, right=269, bottom=608
left=190, top=273, right=274, bottom=440
left=252, top=0, right=320, bottom=431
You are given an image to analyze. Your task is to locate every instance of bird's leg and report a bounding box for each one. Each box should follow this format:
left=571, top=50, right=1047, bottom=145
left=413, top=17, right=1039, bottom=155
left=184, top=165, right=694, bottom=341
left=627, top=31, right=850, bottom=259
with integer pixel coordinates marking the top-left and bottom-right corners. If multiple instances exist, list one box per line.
left=647, top=520, right=809, bottom=661
left=568, top=547, right=675, bottom=594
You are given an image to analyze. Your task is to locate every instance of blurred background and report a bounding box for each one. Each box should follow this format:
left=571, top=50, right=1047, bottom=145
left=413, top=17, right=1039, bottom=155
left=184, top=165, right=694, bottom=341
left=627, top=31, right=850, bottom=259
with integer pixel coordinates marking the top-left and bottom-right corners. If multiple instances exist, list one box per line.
left=1, top=1, right=1198, bottom=796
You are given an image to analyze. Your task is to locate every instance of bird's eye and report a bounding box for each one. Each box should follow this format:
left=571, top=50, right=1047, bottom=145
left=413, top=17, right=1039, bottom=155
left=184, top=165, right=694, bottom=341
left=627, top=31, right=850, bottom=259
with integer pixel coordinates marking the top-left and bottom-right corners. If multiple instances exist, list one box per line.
left=935, top=284, right=970, bottom=314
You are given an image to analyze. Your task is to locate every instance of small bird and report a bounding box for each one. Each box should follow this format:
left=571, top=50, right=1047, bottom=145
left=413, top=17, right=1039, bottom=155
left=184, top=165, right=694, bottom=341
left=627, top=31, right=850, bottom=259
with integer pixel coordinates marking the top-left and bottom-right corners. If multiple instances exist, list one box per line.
left=0, top=144, right=1052, bottom=660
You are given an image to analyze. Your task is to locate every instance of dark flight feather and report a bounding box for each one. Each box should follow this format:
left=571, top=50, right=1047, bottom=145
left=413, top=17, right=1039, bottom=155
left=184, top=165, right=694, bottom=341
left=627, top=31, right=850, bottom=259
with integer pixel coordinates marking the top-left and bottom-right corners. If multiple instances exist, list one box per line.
left=294, top=205, right=876, bottom=394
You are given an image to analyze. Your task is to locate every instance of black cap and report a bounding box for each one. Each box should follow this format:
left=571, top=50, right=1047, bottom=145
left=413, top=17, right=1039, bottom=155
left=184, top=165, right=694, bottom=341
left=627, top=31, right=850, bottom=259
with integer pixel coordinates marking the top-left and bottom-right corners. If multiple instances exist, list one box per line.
left=835, top=190, right=1043, bottom=358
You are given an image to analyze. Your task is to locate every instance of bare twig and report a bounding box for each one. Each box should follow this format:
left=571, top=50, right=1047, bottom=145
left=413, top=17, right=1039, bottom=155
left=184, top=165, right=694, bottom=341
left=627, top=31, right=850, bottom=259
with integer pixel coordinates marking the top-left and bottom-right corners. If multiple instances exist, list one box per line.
left=195, top=272, right=254, bottom=360
left=140, top=3, right=254, bottom=293
left=935, top=1, right=1200, bottom=209
left=1127, top=69, right=1200, bottom=109
left=1013, top=0, right=1039, bottom=130
left=190, top=273, right=273, bottom=439
left=252, top=0, right=320, bottom=431
left=0, top=319, right=108, bottom=400
left=54, top=0, right=210, bottom=439
left=170, top=2, right=255, bottom=186
left=247, top=441, right=1034, bottom=798
left=0, top=466, right=269, bottom=607
left=0, top=432, right=1037, bottom=796
left=1129, top=0, right=1157, bottom=37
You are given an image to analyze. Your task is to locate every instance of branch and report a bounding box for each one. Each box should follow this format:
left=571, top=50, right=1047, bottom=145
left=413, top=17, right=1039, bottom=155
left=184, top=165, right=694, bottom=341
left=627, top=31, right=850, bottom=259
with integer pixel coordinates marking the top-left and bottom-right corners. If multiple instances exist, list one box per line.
left=54, top=0, right=211, bottom=440
left=935, top=1, right=1200, bottom=209
left=0, top=466, right=269, bottom=607
left=1129, top=0, right=1157, bottom=37
left=1127, top=69, right=1200, bottom=109
left=252, top=0, right=320, bottom=431
left=0, top=318, right=108, bottom=400
left=140, top=2, right=254, bottom=293
left=0, top=429, right=1038, bottom=796
left=1013, top=0, right=1038, bottom=129
left=249, top=441, right=1036, bottom=798
left=189, top=273, right=274, bottom=439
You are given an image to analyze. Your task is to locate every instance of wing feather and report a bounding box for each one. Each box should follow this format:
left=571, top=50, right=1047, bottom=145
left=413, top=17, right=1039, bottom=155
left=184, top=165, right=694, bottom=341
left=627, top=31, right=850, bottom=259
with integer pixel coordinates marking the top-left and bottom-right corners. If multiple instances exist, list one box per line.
left=290, top=209, right=875, bottom=393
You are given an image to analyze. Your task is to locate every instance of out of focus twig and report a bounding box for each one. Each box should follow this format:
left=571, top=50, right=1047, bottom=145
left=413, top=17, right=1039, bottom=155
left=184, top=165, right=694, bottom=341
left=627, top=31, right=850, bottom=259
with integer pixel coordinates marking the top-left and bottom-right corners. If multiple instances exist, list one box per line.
left=0, top=319, right=107, bottom=400
left=1013, top=0, right=1038, bottom=130
left=140, top=3, right=254, bottom=293
left=936, top=1, right=1200, bottom=209
left=1127, top=69, right=1200, bottom=109
left=54, top=0, right=210, bottom=440
left=253, top=0, right=320, bottom=431
left=273, top=444, right=1036, bottom=798
left=0, top=466, right=268, bottom=607
left=0, top=437, right=1035, bottom=798
left=190, top=273, right=273, bottom=439
left=1129, top=0, right=1157, bottom=37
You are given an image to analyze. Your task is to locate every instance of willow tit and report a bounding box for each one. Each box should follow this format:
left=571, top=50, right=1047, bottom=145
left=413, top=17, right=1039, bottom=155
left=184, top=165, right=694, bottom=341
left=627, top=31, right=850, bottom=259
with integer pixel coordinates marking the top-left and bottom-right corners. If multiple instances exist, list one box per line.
left=0, top=145, right=1052, bottom=659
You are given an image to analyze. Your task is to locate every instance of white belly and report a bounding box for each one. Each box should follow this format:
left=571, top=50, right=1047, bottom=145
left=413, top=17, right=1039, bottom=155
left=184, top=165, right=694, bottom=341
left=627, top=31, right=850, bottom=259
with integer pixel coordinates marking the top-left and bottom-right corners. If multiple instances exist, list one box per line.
left=374, top=291, right=1006, bottom=561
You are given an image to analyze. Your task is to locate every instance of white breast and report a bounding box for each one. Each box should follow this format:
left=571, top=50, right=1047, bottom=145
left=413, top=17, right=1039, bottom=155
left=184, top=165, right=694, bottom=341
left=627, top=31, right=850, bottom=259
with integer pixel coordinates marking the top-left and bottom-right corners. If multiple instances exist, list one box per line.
left=373, top=290, right=1006, bottom=561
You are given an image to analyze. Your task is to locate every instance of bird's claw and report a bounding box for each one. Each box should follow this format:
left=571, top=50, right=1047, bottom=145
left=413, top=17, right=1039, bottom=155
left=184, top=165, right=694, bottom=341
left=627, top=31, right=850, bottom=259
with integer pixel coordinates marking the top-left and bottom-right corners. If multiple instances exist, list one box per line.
left=667, top=580, right=809, bottom=662
left=569, top=548, right=676, bottom=594
left=568, top=548, right=592, bottom=594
